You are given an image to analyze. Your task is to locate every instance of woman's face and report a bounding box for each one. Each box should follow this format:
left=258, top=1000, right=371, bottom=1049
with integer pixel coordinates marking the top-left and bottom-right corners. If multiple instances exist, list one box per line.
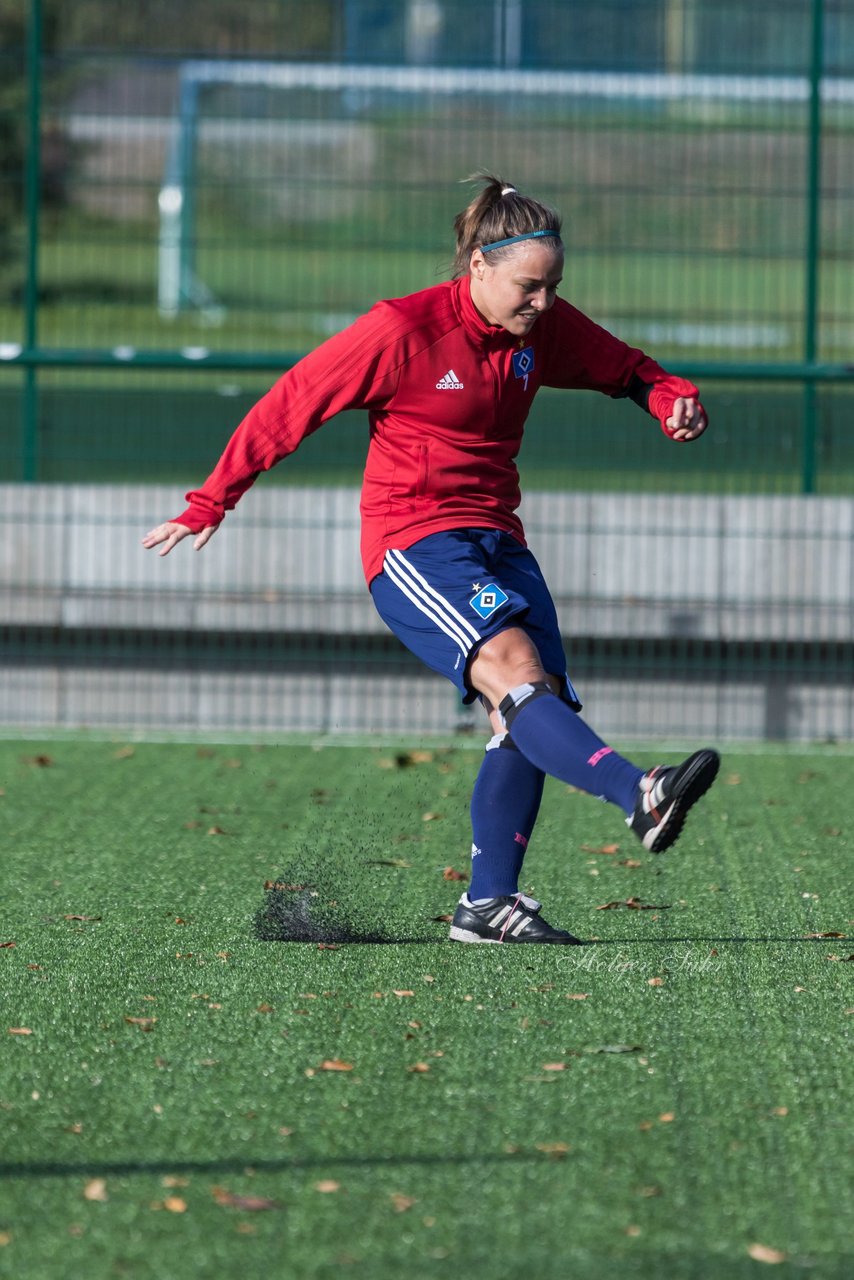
left=469, top=242, right=564, bottom=337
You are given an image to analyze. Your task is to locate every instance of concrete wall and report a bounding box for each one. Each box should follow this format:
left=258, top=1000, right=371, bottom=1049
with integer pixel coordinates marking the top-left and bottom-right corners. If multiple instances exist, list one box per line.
left=2, top=484, right=852, bottom=740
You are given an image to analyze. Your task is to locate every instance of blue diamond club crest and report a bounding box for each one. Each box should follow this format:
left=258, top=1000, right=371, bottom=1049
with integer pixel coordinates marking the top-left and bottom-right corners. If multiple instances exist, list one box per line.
left=512, top=347, right=534, bottom=379
left=470, top=583, right=509, bottom=619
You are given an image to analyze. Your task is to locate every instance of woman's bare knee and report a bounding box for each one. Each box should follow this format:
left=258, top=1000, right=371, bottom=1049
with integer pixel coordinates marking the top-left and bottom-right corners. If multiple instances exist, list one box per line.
left=470, top=627, right=557, bottom=709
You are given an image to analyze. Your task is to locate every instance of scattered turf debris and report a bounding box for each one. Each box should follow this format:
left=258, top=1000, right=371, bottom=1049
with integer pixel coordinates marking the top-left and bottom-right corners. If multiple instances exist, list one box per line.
left=255, top=877, right=435, bottom=944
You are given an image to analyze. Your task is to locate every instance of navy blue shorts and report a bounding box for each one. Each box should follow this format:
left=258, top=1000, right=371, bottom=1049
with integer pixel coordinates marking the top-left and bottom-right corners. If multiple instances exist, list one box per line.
left=370, top=528, right=581, bottom=707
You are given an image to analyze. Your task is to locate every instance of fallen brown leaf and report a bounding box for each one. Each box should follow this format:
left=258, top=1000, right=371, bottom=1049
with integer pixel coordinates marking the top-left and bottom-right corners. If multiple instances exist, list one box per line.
left=648, top=977, right=664, bottom=987
left=390, top=1193, right=417, bottom=1213
left=407, top=1062, right=430, bottom=1073
left=542, top=1062, right=568, bottom=1072
left=804, top=931, right=846, bottom=939
left=430, top=913, right=453, bottom=922
left=565, top=993, right=589, bottom=1001
left=263, top=881, right=309, bottom=891
left=442, top=867, right=468, bottom=881
left=580, top=843, right=620, bottom=855
left=747, top=1243, right=787, bottom=1264
left=535, top=1142, right=570, bottom=1157
left=422, top=812, right=444, bottom=822
left=319, top=1059, right=353, bottom=1072
left=8, top=1027, right=32, bottom=1036
left=124, top=1016, right=157, bottom=1031
left=212, top=1186, right=281, bottom=1211
left=0, top=941, right=15, bottom=949
left=313, top=1180, right=340, bottom=1194
left=163, top=1196, right=187, bottom=1213
left=392, top=990, right=414, bottom=997
left=63, top=915, right=101, bottom=922
left=113, top=746, right=136, bottom=760
left=83, top=1178, right=108, bottom=1202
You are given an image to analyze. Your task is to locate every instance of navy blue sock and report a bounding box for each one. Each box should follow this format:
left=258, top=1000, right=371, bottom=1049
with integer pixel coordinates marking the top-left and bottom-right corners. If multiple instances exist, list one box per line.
left=468, top=734, right=545, bottom=900
left=501, top=685, right=643, bottom=815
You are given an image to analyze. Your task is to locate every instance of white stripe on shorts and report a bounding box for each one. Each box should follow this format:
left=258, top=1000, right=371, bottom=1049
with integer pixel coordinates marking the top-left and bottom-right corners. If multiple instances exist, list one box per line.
left=383, top=548, right=482, bottom=658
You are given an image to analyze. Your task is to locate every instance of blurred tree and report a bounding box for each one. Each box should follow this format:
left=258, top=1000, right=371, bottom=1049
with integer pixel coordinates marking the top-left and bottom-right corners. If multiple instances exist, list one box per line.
left=0, top=5, right=28, bottom=261
left=1, top=0, right=342, bottom=265
left=51, top=0, right=340, bottom=57
left=0, top=3, right=64, bottom=263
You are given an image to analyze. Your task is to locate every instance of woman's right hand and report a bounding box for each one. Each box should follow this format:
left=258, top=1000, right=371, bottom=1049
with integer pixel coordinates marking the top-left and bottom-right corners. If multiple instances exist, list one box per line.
left=141, top=521, right=219, bottom=557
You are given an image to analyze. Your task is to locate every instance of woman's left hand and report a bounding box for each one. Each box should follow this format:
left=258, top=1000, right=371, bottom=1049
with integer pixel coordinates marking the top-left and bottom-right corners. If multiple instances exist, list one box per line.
left=666, top=397, right=708, bottom=442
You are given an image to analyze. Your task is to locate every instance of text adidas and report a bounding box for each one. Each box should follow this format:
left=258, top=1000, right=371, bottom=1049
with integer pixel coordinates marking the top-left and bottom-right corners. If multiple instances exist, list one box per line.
left=436, top=369, right=464, bottom=390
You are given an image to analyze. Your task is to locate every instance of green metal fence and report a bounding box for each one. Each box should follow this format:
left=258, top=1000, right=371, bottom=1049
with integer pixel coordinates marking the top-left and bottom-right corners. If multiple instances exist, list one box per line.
left=1, top=0, right=853, bottom=739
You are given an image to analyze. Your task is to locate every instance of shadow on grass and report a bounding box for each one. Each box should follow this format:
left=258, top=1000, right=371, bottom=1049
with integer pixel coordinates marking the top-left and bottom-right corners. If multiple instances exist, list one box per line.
left=588, top=936, right=845, bottom=945
left=0, top=1151, right=547, bottom=1181
left=256, top=873, right=847, bottom=948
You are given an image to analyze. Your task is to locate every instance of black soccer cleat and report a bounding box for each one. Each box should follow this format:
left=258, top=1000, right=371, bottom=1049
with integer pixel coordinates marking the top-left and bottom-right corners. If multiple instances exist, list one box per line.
left=626, top=748, right=720, bottom=853
left=449, top=893, right=583, bottom=944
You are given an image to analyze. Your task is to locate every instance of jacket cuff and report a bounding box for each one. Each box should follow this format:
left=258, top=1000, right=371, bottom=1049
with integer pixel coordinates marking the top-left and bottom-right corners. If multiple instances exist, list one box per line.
left=647, top=376, right=700, bottom=437
left=172, top=504, right=223, bottom=532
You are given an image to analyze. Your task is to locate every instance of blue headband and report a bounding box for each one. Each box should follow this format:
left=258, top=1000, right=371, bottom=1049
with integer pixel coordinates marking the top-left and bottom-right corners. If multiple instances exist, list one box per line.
left=480, top=229, right=561, bottom=253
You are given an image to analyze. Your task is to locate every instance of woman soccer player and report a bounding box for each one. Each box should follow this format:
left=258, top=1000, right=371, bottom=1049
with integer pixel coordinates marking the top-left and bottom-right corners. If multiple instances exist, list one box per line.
left=143, top=173, right=719, bottom=944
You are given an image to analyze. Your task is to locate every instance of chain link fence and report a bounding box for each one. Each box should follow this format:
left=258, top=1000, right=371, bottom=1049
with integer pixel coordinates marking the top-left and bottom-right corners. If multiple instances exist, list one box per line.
left=1, top=0, right=852, bottom=739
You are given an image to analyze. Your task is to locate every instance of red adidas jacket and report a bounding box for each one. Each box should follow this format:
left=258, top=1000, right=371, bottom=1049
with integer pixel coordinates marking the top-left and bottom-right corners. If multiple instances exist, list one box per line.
left=174, top=276, right=698, bottom=585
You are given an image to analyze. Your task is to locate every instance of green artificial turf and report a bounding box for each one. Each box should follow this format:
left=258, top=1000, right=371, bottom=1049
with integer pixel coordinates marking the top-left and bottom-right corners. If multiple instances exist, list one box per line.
left=1, top=739, right=852, bottom=1279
